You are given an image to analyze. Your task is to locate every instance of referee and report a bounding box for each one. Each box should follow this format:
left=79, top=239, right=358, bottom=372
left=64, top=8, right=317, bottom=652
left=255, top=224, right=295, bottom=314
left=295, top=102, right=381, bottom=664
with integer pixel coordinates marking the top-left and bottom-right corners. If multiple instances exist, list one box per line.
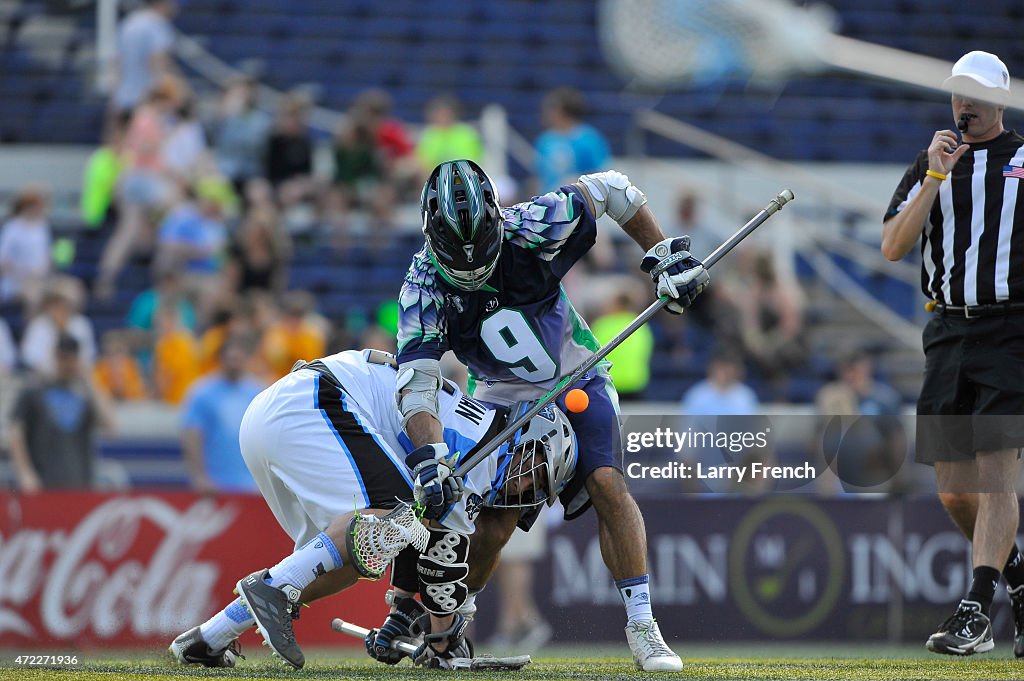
left=883, top=51, right=1024, bottom=657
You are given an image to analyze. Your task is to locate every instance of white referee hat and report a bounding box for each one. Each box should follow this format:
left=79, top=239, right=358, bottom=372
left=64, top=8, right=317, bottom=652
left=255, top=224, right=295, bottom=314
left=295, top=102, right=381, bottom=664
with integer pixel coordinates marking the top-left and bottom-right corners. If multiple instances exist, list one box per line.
left=942, top=51, right=1011, bottom=105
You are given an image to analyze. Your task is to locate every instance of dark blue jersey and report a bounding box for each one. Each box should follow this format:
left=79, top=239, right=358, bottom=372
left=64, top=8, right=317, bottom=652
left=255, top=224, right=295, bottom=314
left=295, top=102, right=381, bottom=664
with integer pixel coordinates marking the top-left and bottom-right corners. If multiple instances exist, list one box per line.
left=398, top=185, right=602, bottom=402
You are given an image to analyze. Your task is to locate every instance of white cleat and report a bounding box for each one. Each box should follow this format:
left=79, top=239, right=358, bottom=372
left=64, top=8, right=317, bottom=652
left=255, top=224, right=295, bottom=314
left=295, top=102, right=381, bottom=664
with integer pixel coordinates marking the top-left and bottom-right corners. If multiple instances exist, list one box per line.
left=625, top=619, right=683, bottom=672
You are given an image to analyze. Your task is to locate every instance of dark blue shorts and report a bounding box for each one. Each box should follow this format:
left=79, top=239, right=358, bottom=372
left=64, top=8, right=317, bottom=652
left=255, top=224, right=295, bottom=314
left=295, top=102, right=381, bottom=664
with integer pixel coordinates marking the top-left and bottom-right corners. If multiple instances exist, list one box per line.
left=555, top=366, right=623, bottom=520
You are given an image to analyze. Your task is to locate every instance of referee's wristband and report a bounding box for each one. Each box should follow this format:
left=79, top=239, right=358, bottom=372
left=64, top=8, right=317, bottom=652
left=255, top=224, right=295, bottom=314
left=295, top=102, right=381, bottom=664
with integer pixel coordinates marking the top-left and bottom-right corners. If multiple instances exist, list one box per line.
left=926, top=170, right=947, bottom=181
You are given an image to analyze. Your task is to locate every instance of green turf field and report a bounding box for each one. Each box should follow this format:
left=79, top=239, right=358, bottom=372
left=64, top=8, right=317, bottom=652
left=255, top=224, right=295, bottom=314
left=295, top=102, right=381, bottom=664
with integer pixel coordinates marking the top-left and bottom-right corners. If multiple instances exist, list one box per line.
left=1, top=645, right=1023, bottom=681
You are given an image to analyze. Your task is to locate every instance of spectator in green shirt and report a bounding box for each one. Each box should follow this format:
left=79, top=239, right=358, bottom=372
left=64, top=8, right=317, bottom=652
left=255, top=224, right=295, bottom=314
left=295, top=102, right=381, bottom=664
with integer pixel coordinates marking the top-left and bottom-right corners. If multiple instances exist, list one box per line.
left=591, top=289, right=654, bottom=401
left=415, top=95, right=483, bottom=175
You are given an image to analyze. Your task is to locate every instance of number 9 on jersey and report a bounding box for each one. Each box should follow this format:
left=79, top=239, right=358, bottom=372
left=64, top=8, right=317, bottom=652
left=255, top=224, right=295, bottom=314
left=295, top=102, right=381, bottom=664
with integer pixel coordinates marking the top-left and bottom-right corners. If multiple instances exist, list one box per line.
left=480, top=309, right=558, bottom=382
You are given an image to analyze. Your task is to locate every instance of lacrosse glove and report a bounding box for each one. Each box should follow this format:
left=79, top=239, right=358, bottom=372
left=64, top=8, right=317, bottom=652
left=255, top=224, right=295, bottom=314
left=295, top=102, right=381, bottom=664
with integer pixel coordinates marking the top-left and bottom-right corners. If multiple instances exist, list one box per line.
left=640, top=236, right=709, bottom=314
left=406, top=443, right=464, bottom=520
left=412, top=613, right=474, bottom=668
left=364, top=595, right=426, bottom=665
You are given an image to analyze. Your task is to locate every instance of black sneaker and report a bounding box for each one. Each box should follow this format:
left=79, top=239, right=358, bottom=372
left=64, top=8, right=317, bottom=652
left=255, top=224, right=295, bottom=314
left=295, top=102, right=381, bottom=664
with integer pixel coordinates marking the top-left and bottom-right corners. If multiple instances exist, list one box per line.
left=168, top=626, right=243, bottom=667
left=235, top=570, right=305, bottom=669
left=926, top=600, right=994, bottom=656
left=1008, top=585, right=1024, bottom=658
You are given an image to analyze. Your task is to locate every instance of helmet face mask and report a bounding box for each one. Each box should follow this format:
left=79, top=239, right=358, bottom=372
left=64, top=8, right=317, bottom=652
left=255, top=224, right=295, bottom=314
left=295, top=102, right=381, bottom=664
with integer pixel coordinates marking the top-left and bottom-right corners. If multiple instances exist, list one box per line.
left=421, top=159, right=502, bottom=291
left=494, top=440, right=549, bottom=507
left=426, top=246, right=501, bottom=291
left=489, top=403, right=578, bottom=509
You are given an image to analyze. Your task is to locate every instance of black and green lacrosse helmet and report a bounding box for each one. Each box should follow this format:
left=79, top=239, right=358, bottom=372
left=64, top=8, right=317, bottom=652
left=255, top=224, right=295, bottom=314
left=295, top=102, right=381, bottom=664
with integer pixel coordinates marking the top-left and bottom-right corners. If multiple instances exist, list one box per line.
left=421, top=159, right=503, bottom=290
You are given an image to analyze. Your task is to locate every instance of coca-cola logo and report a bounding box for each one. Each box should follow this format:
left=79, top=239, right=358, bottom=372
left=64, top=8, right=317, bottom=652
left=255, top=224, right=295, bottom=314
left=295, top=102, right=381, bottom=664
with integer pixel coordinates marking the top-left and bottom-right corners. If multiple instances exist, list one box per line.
left=0, top=497, right=237, bottom=639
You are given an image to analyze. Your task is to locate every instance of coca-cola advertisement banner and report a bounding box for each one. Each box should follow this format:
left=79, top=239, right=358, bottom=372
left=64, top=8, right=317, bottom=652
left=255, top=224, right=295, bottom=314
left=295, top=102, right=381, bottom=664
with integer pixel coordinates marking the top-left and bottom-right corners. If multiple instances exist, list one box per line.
left=0, top=493, right=390, bottom=649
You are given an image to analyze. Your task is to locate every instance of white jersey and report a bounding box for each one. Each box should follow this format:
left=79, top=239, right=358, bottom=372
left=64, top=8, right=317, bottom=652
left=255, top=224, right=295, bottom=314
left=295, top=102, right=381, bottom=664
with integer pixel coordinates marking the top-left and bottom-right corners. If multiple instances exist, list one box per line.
left=239, top=349, right=508, bottom=546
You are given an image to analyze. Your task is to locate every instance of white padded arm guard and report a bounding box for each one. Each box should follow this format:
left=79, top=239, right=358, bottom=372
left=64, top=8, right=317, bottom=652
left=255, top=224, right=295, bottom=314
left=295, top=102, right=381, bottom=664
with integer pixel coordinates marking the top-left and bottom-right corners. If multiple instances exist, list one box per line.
left=396, top=358, right=443, bottom=428
left=578, top=170, right=647, bottom=225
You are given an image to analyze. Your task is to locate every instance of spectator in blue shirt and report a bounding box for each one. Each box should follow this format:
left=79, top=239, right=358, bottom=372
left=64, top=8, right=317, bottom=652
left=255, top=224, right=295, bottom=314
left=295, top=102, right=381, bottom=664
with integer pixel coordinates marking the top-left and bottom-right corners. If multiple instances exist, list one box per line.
left=682, top=350, right=760, bottom=416
left=180, top=333, right=263, bottom=493
left=126, top=266, right=197, bottom=333
left=156, top=190, right=227, bottom=276
left=680, top=349, right=764, bottom=494
left=534, top=87, right=611, bottom=192
left=212, top=77, right=271, bottom=195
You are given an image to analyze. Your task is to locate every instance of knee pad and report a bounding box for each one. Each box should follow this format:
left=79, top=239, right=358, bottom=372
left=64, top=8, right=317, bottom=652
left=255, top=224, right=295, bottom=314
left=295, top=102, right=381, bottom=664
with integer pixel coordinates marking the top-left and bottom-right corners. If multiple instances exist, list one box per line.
left=417, top=528, right=470, bottom=615
left=391, top=544, right=421, bottom=593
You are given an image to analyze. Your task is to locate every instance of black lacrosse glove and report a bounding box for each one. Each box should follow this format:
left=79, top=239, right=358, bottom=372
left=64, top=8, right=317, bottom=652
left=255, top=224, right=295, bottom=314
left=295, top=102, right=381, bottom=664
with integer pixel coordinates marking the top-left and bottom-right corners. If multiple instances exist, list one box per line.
left=406, top=443, right=464, bottom=520
left=640, top=235, right=710, bottom=314
left=364, top=595, right=426, bottom=665
left=412, top=613, right=474, bottom=668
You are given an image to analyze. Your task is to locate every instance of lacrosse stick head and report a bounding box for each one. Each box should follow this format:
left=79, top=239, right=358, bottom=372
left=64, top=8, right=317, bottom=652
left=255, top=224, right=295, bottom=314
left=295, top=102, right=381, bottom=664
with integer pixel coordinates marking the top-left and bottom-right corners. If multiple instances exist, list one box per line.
left=598, top=0, right=834, bottom=87
left=346, top=504, right=430, bottom=579
left=487, top=403, right=578, bottom=509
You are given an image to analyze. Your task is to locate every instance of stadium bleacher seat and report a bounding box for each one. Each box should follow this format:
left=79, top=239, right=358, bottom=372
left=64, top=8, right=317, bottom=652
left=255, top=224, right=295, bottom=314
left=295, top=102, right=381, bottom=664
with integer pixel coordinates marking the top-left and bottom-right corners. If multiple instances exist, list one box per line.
left=2, top=0, right=1001, bottom=479
left=107, top=0, right=992, bottom=163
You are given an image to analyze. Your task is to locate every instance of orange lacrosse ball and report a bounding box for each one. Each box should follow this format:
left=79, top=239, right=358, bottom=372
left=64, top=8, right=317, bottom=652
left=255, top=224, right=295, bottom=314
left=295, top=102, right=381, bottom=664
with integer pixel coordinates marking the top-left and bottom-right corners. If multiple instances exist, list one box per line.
left=564, top=388, right=590, bottom=413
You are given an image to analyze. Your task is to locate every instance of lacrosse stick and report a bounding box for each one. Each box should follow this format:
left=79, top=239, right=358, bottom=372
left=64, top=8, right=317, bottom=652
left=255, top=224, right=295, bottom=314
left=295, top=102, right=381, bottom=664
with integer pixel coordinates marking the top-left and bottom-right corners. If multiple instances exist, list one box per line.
left=599, top=0, right=1024, bottom=111
left=331, top=618, right=531, bottom=671
left=453, top=189, right=795, bottom=479
left=346, top=504, right=430, bottom=580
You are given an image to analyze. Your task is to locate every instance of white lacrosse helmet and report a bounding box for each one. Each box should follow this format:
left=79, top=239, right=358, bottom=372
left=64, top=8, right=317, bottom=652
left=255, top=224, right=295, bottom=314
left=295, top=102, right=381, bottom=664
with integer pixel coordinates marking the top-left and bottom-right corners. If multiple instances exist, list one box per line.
left=488, top=402, right=578, bottom=508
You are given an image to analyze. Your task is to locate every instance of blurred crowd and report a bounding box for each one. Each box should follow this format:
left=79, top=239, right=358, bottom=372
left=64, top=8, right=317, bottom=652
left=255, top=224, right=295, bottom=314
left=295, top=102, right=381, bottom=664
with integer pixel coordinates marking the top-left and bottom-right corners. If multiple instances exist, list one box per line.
left=0, top=0, right=925, bottom=654
left=0, top=0, right=913, bottom=502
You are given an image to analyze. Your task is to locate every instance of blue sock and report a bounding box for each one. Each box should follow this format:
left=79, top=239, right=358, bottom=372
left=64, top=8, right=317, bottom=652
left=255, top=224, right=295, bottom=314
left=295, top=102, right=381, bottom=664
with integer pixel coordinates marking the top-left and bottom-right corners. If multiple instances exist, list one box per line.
left=199, top=597, right=253, bottom=651
left=267, top=532, right=343, bottom=590
left=616, top=575, right=653, bottom=623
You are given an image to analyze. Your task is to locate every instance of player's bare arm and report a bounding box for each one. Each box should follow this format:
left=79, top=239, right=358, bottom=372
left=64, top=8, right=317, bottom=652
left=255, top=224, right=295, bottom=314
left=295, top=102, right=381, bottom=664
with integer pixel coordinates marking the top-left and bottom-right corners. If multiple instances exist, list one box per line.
left=882, top=129, right=970, bottom=261
left=575, top=171, right=708, bottom=315
left=573, top=178, right=667, bottom=248
left=404, top=410, right=443, bottom=449
left=619, top=204, right=669, bottom=250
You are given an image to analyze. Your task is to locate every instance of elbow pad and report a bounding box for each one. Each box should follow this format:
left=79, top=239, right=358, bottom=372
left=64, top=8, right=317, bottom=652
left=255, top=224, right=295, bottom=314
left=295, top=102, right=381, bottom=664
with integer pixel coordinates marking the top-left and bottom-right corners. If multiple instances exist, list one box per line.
left=396, top=358, right=443, bottom=428
left=418, top=528, right=470, bottom=615
left=578, top=170, right=647, bottom=225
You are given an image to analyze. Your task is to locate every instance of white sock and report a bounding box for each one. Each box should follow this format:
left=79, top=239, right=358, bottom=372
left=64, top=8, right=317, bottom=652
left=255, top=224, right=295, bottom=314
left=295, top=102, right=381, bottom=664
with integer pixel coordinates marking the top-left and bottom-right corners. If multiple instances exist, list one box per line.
left=199, top=598, right=253, bottom=651
left=266, top=531, right=343, bottom=590
left=616, top=575, right=653, bottom=623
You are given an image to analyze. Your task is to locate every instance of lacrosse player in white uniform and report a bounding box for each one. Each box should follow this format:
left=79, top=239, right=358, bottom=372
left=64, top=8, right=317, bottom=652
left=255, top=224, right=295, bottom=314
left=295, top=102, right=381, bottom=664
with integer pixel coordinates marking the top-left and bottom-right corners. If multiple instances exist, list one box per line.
left=168, top=348, right=577, bottom=671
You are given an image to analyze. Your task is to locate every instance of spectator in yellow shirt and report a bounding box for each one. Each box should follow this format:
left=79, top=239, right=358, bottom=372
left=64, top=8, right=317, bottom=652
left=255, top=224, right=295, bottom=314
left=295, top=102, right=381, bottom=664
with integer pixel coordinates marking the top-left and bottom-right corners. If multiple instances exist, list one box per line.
left=153, top=301, right=201, bottom=404
left=93, top=329, right=149, bottom=401
left=261, top=291, right=327, bottom=378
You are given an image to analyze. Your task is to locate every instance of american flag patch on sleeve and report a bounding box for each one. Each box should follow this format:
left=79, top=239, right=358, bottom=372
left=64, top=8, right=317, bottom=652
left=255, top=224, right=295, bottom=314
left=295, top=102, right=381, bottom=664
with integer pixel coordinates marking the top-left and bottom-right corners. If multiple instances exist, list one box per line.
left=1003, top=165, right=1024, bottom=179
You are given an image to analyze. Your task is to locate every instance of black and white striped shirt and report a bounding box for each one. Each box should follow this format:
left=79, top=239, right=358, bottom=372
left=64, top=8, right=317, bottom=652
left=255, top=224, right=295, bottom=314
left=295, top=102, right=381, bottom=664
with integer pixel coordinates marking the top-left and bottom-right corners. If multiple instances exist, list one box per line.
left=885, top=130, right=1024, bottom=306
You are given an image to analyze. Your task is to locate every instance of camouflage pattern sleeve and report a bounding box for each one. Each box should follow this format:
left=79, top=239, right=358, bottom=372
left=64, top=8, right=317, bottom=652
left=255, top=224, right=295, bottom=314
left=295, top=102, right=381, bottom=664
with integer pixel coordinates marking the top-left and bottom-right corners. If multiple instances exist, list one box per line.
left=396, top=247, right=449, bottom=364
left=502, top=184, right=598, bottom=278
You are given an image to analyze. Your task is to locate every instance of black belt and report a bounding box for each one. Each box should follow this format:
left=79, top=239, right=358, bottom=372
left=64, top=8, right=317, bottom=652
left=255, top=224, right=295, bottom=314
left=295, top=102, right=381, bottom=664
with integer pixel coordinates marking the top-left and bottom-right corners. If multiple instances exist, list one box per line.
left=934, top=301, right=1024, bottom=318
